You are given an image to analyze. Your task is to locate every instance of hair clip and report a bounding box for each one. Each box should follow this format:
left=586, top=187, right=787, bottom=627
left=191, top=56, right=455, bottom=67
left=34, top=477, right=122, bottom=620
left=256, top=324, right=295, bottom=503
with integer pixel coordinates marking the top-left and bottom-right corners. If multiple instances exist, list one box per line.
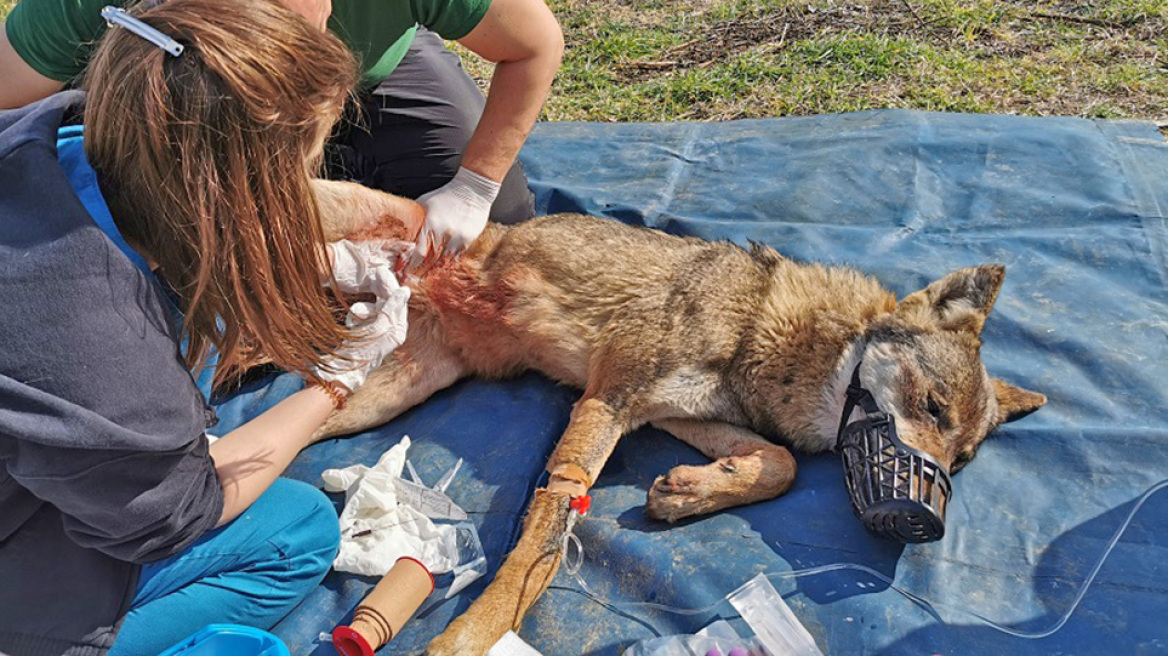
left=100, top=6, right=184, bottom=57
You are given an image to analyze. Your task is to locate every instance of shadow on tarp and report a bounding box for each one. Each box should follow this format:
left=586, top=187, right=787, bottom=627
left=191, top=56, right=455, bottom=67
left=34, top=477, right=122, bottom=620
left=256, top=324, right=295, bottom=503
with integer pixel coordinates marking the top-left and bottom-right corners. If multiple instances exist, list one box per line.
left=875, top=489, right=1168, bottom=655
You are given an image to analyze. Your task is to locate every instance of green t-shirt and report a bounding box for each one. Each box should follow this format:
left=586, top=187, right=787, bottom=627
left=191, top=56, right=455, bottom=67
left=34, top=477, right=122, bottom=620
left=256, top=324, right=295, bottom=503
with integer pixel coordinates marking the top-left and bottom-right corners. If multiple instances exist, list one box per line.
left=5, top=0, right=491, bottom=85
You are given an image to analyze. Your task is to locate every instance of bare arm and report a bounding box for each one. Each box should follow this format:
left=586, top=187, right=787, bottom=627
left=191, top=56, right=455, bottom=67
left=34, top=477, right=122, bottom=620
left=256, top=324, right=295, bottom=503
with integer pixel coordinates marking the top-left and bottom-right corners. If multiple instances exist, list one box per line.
left=0, top=26, right=64, bottom=109
left=208, top=385, right=339, bottom=526
left=456, top=0, right=564, bottom=182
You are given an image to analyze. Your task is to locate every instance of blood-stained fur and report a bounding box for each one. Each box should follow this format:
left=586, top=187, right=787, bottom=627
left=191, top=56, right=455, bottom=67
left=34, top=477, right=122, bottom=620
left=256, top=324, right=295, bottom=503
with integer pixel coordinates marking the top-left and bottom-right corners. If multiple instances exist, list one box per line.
left=312, top=180, right=1046, bottom=655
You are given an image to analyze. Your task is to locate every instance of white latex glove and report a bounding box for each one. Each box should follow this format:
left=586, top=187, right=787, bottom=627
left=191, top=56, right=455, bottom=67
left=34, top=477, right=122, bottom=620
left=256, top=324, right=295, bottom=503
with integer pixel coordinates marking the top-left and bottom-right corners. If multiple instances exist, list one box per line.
left=314, top=277, right=411, bottom=392
left=326, top=239, right=411, bottom=296
left=413, top=167, right=500, bottom=264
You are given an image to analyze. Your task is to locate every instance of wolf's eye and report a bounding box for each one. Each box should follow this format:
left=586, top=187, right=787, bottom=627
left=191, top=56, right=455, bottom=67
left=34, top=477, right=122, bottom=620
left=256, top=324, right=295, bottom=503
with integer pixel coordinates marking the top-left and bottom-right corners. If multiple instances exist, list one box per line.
left=926, top=394, right=945, bottom=422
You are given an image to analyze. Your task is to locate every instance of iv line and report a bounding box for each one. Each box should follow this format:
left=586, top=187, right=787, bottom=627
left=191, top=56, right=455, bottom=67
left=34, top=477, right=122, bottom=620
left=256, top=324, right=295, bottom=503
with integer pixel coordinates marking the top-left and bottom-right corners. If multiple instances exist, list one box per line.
left=554, top=478, right=1168, bottom=640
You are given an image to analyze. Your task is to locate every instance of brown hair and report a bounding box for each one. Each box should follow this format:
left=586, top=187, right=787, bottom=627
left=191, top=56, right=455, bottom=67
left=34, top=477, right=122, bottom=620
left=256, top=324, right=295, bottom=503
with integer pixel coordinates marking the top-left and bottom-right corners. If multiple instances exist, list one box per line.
left=83, top=0, right=358, bottom=389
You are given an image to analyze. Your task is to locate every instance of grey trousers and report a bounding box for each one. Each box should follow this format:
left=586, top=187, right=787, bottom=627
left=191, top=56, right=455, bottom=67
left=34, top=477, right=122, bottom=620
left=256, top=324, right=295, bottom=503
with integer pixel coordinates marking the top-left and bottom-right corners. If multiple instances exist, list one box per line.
left=326, top=28, right=536, bottom=224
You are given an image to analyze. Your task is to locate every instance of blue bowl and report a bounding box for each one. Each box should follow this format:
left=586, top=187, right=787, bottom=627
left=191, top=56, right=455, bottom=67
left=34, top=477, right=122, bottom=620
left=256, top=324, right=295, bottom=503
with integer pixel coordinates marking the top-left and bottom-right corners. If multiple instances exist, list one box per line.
left=158, top=624, right=291, bottom=656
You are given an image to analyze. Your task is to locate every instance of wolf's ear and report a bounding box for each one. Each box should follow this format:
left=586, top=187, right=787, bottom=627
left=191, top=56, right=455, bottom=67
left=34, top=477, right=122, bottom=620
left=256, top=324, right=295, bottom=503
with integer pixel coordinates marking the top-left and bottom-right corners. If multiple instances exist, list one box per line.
left=992, top=378, right=1047, bottom=424
left=899, top=265, right=1006, bottom=334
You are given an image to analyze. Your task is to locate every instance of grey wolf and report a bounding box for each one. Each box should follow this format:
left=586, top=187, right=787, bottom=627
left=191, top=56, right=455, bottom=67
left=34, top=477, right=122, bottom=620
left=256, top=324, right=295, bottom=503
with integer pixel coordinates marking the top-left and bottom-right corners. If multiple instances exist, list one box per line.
left=314, top=180, right=1047, bottom=655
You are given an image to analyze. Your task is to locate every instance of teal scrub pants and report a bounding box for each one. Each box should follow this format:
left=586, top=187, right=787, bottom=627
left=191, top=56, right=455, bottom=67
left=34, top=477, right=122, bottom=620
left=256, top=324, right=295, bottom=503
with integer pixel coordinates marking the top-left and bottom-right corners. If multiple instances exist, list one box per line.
left=107, top=479, right=340, bottom=656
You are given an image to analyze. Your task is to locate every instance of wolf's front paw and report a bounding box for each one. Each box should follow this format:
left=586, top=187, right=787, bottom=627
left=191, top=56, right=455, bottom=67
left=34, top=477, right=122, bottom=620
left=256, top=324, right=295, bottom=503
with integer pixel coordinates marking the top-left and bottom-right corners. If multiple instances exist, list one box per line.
left=645, top=463, right=721, bottom=522
left=647, top=450, right=795, bottom=522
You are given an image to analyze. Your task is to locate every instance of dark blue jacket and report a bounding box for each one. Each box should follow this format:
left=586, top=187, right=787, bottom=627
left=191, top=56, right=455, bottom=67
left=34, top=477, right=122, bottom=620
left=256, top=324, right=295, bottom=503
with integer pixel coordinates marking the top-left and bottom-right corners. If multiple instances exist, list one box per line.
left=0, top=92, right=223, bottom=656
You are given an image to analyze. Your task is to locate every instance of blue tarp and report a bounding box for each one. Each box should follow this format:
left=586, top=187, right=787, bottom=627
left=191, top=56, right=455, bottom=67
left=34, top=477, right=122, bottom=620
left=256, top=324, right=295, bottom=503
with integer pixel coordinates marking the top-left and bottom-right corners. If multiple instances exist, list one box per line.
left=213, top=110, right=1168, bottom=655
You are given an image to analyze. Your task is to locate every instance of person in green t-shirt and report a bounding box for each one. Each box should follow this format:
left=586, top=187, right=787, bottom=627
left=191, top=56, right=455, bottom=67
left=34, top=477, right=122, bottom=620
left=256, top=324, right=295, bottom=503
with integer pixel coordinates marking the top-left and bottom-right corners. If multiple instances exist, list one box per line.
left=0, top=0, right=563, bottom=261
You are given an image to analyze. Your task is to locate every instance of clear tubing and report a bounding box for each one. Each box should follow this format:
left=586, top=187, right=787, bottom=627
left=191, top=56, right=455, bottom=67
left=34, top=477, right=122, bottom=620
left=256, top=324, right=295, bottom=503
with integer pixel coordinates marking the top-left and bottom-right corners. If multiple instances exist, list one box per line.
left=555, top=479, right=1168, bottom=640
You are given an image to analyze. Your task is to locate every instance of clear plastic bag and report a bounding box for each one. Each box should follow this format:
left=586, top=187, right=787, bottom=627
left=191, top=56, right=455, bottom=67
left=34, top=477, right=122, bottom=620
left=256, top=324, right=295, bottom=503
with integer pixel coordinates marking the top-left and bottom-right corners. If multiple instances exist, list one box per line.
left=441, top=520, right=487, bottom=598
left=621, top=576, right=823, bottom=656
left=727, top=575, right=823, bottom=656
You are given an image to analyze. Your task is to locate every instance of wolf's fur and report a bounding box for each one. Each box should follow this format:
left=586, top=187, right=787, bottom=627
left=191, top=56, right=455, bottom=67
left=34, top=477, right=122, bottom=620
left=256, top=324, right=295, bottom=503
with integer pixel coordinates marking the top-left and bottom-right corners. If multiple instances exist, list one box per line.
left=314, top=181, right=1046, bottom=655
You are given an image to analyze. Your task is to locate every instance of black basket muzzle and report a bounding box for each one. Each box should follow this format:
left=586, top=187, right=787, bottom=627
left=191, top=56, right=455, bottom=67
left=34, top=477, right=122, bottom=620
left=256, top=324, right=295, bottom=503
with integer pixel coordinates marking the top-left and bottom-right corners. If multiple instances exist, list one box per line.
left=837, top=362, right=953, bottom=543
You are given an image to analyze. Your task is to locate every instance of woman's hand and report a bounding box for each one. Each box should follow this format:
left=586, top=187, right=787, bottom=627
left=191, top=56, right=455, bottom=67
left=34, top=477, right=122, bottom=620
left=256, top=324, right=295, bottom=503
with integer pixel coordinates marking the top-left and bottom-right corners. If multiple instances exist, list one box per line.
left=326, top=238, right=410, bottom=296
left=210, top=242, right=410, bottom=526
left=314, top=280, right=411, bottom=393
left=411, top=167, right=499, bottom=266
left=318, top=239, right=411, bottom=392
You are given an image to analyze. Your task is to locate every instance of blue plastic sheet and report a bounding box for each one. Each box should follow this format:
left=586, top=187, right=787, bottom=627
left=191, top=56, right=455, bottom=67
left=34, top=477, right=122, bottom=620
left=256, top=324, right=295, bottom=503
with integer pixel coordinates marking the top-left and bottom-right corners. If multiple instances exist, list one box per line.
left=212, top=110, right=1168, bottom=655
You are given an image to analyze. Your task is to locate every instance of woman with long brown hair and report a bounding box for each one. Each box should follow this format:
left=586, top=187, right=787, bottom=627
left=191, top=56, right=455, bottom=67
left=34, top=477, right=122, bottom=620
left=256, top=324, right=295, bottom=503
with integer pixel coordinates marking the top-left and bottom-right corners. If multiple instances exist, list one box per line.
left=0, top=1, right=407, bottom=654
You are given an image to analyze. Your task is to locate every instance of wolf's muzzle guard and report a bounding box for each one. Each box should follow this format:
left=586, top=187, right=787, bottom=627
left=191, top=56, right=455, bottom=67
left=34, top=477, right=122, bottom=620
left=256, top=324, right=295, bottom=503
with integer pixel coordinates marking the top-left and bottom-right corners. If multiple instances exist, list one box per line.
left=837, top=362, right=953, bottom=543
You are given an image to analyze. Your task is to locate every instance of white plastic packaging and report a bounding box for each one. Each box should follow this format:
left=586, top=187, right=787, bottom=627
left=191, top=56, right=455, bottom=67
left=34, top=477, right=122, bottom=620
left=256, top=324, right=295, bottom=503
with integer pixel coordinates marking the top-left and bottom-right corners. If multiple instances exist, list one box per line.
left=322, top=437, right=486, bottom=596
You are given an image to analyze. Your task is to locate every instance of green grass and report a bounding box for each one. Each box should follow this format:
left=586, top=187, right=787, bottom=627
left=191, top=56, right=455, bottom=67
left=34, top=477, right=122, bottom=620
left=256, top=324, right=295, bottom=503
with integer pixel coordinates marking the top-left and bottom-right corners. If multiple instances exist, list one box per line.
left=4, top=0, right=1165, bottom=123
left=519, top=0, right=1168, bottom=121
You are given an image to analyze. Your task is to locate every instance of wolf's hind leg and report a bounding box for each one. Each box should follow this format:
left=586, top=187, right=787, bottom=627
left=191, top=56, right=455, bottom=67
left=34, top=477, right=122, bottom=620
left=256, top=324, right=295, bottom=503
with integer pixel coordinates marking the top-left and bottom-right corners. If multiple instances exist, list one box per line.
left=311, top=316, right=467, bottom=442
left=646, top=419, right=797, bottom=523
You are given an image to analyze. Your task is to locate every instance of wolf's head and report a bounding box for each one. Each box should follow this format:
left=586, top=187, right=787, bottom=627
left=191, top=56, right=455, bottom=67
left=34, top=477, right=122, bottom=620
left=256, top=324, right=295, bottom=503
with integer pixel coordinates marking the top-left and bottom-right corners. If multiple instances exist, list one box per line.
left=857, top=265, right=1046, bottom=473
